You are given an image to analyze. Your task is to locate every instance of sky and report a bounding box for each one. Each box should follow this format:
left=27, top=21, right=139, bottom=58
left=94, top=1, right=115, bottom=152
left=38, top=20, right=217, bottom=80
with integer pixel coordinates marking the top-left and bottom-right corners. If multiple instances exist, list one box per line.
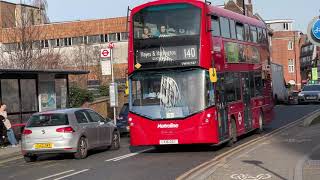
left=7, top=0, right=320, bottom=33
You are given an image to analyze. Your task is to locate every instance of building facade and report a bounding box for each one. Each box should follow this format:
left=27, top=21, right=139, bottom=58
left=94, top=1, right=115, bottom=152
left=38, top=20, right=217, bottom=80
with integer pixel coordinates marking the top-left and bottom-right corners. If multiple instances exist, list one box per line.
left=266, top=19, right=304, bottom=90
left=0, top=5, right=129, bottom=86
left=300, top=39, right=320, bottom=83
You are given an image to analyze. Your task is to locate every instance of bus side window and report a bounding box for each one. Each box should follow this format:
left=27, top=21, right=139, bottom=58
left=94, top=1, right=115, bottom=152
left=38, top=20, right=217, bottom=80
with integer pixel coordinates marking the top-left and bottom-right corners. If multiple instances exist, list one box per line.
left=236, top=22, right=244, bottom=41
left=220, top=17, right=230, bottom=39
left=244, top=24, right=250, bottom=42
left=211, top=16, right=221, bottom=37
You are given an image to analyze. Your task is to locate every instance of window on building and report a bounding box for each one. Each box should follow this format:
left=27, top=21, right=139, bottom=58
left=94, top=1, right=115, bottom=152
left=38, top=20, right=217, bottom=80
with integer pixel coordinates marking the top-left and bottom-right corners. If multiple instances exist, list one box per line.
left=283, top=23, right=289, bottom=30
left=211, top=16, right=221, bottom=36
left=83, top=36, right=88, bottom=44
left=250, top=26, right=258, bottom=43
left=109, top=33, right=118, bottom=42
left=100, top=34, right=108, bottom=43
left=230, top=20, right=237, bottom=39
left=120, top=32, right=129, bottom=41
left=87, top=35, right=100, bottom=44
left=63, top=37, right=72, bottom=46
left=72, top=37, right=84, bottom=45
left=32, top=41, right=40, bottom=49
left=3, top=43, right=18, bottom=52
left=288, top=59, right=295, bottom=73
left=56, top=39, right=61, bottom=47
left=288, top=41, right=293, bottom=50
left=220, top=17, right=230, bottom=38
left=49, top=39, right=56, bottom=47
left=236, top=22, right=244, bottom=41
left=40, top=40, right=49, bottom=48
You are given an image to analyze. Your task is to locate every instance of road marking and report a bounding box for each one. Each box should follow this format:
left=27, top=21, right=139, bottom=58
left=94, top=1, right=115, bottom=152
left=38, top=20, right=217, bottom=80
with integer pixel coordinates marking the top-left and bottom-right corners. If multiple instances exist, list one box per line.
left=36, top=170, right=75, bottom=180
left=0, top=156, right=22, bottom=164
left=230, top=174, right=272, bottom=180
left=177, top=109, right=320, bottom=180
left=105, top=148, right=154, bottom=162
left=53, top=169, right=89, bottom=180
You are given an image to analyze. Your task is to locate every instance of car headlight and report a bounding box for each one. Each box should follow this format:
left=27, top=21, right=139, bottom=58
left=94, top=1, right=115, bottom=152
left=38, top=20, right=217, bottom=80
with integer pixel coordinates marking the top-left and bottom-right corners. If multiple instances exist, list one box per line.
left=298, top=93, right=304, bottom=96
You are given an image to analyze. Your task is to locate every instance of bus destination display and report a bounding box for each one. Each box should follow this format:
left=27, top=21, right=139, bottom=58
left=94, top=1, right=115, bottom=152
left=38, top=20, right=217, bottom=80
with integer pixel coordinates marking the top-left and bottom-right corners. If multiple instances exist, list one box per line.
left=136, top=45, right=198, bottom=66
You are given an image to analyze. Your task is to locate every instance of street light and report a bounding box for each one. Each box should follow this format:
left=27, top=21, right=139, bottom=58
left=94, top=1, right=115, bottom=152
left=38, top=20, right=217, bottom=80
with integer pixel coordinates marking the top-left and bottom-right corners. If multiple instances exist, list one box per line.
left=294, top=31, right=303, bottom=90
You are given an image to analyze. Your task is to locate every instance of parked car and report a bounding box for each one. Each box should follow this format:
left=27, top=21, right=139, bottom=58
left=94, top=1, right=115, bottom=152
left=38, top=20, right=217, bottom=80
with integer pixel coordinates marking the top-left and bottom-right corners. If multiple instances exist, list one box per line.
left=21, top=108, right=120, bottom=162
left=288, top=91, right=299, bottom=105
left=298, top=85, right=320, bottom=104
left=116, top=103, right=129, bottom=136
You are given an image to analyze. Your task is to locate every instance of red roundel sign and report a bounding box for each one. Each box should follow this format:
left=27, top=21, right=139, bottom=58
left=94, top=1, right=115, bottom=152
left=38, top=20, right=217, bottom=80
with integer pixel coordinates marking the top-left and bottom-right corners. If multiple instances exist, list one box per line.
left=101, top=49, right=111, bottom=58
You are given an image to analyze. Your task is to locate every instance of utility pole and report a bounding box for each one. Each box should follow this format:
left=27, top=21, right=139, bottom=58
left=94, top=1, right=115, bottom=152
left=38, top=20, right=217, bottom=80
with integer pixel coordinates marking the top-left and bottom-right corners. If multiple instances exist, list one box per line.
left=108, top=42, right=117, bottom=125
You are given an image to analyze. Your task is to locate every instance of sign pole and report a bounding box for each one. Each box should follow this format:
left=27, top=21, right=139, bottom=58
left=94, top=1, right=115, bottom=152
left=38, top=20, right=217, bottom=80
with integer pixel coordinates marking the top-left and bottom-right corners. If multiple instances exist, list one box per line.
left=110, top=48, right=117, bottom=125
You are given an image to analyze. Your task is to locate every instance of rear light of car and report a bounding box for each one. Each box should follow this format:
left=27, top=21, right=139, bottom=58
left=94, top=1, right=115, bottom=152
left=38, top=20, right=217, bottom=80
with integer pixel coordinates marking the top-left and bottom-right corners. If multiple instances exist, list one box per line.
left=22, top=129, right=32, bottom=135
left=56, top=127, right=75, bottom=133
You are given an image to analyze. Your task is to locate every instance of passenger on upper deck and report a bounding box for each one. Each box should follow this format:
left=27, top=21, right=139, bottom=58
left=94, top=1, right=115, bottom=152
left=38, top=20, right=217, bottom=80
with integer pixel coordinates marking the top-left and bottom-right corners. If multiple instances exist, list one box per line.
left=158, top=25, right=169, bottom=38
left=142, top=27, right=152, bottom=39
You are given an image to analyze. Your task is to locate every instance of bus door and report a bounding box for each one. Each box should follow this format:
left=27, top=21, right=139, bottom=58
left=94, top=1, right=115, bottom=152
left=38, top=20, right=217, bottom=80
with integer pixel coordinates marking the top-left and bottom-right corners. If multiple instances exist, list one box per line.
left=242, top=73, right=252, bottom=131
left=216, top=73, right=229, bottom=140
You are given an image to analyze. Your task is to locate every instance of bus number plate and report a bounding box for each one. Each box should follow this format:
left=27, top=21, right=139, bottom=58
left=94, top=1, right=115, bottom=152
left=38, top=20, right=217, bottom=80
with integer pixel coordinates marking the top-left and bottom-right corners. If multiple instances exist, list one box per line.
left=160, top=139, right=178, bottom=145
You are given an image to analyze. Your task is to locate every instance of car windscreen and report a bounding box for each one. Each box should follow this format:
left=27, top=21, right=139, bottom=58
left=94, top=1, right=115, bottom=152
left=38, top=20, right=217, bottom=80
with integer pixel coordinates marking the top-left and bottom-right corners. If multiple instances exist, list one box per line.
left=26, top=113, right=69, bottom=127
left=302, top=85, right=320, bottom=91
left=119, top=104, right=129, bottom=115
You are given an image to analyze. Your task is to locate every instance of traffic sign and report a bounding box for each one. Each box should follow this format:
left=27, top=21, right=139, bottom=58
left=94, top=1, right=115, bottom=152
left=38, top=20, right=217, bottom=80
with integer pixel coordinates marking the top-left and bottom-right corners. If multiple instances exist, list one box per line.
left=108, top=42, right=115, bottom=49
left=100, top=49, right=111, bottom=58
left=312, top=19, right=320, bottom=40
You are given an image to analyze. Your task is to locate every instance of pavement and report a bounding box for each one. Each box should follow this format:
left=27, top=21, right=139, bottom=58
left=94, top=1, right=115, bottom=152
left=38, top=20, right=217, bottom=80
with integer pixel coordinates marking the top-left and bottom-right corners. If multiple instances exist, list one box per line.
left=0, top=105, right=319, bottom=180
left=199, top=114, right=320, bottom=180
left=0, top=143, right=21, bottom=162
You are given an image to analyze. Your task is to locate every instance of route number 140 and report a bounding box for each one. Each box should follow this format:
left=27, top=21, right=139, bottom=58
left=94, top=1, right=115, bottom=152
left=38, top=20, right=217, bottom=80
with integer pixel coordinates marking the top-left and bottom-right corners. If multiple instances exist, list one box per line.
left=183, top=47, right=197, bottom=59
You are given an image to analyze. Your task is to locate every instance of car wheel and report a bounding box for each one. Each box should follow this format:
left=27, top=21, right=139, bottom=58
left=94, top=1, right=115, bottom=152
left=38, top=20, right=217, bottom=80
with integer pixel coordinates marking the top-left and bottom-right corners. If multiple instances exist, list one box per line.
left=227, top=118, right=237, bottom=147
left=110, top=131, right=120, bottom=150
left=24, top=155, right=37, bottom=163
left=74, top=137, right=88, bottom=159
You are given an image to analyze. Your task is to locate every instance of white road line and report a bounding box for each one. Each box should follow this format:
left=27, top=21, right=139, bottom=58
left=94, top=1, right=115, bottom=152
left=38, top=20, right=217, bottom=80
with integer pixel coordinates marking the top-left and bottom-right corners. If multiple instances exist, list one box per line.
left=105, top=148, right=154, bottom=162
left=37, top=170, right=75, bottom=180
left=0, top=156, right=22, bottom=164
left=53, top=169, right=89, bottom=180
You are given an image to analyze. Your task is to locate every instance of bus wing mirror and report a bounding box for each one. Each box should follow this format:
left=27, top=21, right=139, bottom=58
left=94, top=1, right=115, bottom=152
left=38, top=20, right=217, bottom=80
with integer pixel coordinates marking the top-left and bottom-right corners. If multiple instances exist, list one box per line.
left=209, top=68, right=218, bottom=83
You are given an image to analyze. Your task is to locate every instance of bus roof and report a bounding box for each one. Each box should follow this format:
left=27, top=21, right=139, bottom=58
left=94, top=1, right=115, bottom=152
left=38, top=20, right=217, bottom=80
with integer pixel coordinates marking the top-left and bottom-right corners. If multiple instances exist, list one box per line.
left=131, top=0, right=266, bottom=29
left=208, top=5, right=266, bottom=28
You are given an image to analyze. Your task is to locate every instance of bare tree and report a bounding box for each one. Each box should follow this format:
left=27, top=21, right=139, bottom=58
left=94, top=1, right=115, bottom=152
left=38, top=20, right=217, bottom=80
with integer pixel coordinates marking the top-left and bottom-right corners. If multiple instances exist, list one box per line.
left=0, top=1, right=63, bottom=70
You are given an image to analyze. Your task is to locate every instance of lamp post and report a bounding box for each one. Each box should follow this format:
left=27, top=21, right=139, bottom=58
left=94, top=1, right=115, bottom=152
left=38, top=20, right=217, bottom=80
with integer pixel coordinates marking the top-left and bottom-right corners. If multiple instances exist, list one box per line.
left=294, top=31, right=302, bottom=90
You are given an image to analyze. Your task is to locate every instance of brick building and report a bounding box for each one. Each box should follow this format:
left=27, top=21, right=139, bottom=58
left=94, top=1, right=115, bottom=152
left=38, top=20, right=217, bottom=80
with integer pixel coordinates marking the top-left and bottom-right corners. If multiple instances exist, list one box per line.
left=0, top=1, right=128, bottom=86
left=266, top=19, right=304, bottom=90
left=300, top=38, right=320, bottom=83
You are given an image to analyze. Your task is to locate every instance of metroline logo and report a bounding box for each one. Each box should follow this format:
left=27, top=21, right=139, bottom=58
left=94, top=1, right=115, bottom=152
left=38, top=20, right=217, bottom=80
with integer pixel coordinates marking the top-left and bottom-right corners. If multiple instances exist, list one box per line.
left=157, top=123, right=179, bottom=129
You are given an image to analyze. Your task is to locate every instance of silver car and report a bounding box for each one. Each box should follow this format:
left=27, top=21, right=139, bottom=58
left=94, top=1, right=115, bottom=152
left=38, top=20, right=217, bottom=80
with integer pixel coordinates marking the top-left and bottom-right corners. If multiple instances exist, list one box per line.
left=21, top=108, right=120, bottom=162
left=298, top=85, right=320, bottom=104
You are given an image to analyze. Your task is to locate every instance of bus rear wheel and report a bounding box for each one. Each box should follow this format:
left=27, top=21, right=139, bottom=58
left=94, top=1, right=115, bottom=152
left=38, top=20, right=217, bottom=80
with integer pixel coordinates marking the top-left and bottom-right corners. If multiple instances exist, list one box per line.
left=227, top=119, right=237, bottom=147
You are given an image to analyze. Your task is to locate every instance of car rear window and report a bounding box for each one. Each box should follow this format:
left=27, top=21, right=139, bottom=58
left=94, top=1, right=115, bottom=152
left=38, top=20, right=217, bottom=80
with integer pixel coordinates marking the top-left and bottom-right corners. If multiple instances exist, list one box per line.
left=26, top=113, right=69, bottom=127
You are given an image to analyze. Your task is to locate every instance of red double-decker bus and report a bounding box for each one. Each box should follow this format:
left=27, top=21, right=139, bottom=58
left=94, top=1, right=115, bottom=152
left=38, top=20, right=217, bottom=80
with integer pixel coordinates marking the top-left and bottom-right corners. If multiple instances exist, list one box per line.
left=128, top=0, right=273, bottom=147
